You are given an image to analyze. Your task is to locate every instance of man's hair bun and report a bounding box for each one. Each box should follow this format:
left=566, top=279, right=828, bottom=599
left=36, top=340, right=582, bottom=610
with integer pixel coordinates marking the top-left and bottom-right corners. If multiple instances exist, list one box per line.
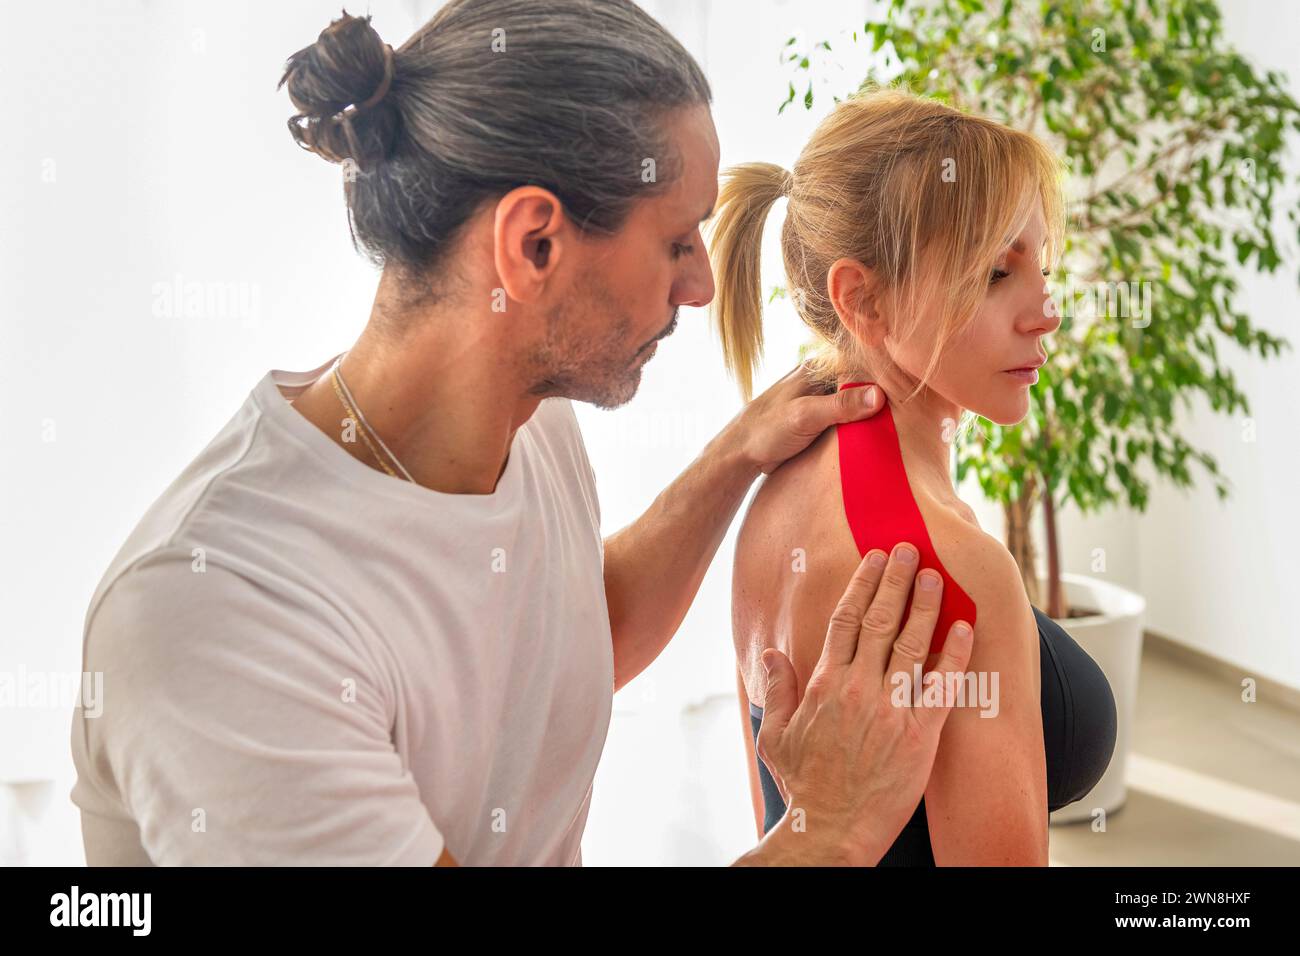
left=279, top=9, right=399, bottom=171
left=274, top=0, right=712, bottom=276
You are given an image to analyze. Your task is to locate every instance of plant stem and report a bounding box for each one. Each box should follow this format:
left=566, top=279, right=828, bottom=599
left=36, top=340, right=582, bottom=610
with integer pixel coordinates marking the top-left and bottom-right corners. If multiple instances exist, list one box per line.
left=1042, top=487, right=1068, bottom=619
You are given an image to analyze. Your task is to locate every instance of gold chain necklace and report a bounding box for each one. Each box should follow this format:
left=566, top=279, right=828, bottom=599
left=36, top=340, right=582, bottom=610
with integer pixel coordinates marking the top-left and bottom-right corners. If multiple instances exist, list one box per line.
left=327, top=355, right=414, bottom=482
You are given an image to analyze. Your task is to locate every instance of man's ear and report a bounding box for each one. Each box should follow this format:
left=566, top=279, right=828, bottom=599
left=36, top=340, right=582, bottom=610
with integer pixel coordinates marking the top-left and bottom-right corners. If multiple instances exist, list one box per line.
left=492, top=186, right=567, bottom=304
left=827, top=257, right=887, bottom=348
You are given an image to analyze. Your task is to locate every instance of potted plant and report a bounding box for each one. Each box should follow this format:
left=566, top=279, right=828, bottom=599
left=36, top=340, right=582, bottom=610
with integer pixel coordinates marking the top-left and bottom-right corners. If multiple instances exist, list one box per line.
left=777, top=0, right=1299, bottom=819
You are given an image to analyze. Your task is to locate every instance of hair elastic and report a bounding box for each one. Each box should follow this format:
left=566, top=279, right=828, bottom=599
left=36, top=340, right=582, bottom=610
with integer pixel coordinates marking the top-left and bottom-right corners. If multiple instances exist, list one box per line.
left=331, top=43, right=395, bottom=167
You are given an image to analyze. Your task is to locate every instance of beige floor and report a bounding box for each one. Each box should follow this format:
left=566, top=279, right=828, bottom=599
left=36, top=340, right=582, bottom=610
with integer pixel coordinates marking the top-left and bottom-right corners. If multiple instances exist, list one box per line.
left=583, top=636, right=1300, bottom=865
left=1048, top=637, right=1300, bottom=865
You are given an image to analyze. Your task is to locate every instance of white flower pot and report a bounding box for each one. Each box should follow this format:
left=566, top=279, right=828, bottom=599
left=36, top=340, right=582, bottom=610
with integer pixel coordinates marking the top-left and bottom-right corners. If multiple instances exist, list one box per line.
left=1042, top=573, right=1146, bottom=826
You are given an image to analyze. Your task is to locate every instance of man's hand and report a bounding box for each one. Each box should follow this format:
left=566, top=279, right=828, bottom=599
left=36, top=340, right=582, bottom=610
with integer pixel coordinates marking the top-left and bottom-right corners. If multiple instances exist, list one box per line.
left=735, top=543, right=975, bottom=866
left=731, top=364, right=883, bottom=476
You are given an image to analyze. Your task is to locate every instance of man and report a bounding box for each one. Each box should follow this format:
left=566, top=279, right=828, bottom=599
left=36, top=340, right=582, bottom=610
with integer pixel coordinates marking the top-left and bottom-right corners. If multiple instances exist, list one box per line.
left=70, top=1, right=974, bottom=865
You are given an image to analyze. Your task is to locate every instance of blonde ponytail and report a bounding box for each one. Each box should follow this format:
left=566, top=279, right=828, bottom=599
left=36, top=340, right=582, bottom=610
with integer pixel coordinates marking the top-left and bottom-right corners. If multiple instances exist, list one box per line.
left=706, top=162, right=791, bottom=402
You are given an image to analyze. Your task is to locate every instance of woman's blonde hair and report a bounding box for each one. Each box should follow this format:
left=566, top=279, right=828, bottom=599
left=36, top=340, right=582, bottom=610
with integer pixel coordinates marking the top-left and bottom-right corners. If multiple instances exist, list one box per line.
left=707, top=86, right=1067, bottom=402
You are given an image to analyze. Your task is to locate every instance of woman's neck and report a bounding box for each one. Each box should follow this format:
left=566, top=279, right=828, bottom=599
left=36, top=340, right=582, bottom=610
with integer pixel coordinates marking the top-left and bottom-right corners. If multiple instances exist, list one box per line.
left=889, top=391, right=962, bottom=491
left=840, top=370, right=975, bottom=522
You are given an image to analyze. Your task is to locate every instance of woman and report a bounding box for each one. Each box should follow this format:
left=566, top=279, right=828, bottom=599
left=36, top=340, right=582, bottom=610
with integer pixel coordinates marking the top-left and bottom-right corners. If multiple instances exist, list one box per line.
left=709, top=88, right=1117, bottom=865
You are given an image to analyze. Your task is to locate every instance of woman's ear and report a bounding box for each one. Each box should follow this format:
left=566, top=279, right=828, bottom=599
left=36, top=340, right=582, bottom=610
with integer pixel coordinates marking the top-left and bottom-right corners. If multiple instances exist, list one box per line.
left=826, top=257, right=887, bottom=348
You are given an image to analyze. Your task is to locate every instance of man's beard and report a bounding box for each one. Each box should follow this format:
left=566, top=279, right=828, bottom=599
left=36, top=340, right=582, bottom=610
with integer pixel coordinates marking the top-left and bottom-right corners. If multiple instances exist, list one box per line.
left=524, top=277, right=677, bottom=410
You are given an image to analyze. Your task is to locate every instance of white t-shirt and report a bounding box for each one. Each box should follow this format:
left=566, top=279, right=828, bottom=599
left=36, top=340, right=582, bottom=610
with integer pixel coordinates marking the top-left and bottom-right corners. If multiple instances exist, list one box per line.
left=70, top=355, right=614, bottom=866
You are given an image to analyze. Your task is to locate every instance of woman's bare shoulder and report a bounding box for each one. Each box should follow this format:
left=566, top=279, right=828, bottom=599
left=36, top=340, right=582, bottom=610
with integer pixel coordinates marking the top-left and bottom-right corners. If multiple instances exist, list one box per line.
left=920, top=502, right=1012, bottom=589
left=920, top=503, right=1037, bottom=651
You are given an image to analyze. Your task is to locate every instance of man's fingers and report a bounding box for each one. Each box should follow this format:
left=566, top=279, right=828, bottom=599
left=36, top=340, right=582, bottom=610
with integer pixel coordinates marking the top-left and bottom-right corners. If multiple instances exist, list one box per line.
left=758, top=649, right=798, bottom=729
left=910, top=620, right=975, bottom=733
left=776, top=366, right=883, bottom=423
left=804, top=382, right=883, bottom=433
left=873, top=566, right=944, bottom=682
left=931, top=620, right=975, bottom=677
left=834, top=381, right=883, bottom=421
left=820, top=549, right=888, bottom=668
left=856, top=543, right=921, bottom=654
left=756, top=649, right=798, bottom=800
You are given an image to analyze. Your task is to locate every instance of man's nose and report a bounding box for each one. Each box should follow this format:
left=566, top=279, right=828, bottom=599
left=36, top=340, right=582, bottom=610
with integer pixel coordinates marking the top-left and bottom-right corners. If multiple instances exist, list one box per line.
left=673, top=241, right=715, bottom=309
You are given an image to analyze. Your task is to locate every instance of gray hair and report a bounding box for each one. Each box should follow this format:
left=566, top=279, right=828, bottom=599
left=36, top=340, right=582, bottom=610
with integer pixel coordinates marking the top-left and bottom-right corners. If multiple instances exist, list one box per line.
left=280, top=1, right=712, bottom=278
